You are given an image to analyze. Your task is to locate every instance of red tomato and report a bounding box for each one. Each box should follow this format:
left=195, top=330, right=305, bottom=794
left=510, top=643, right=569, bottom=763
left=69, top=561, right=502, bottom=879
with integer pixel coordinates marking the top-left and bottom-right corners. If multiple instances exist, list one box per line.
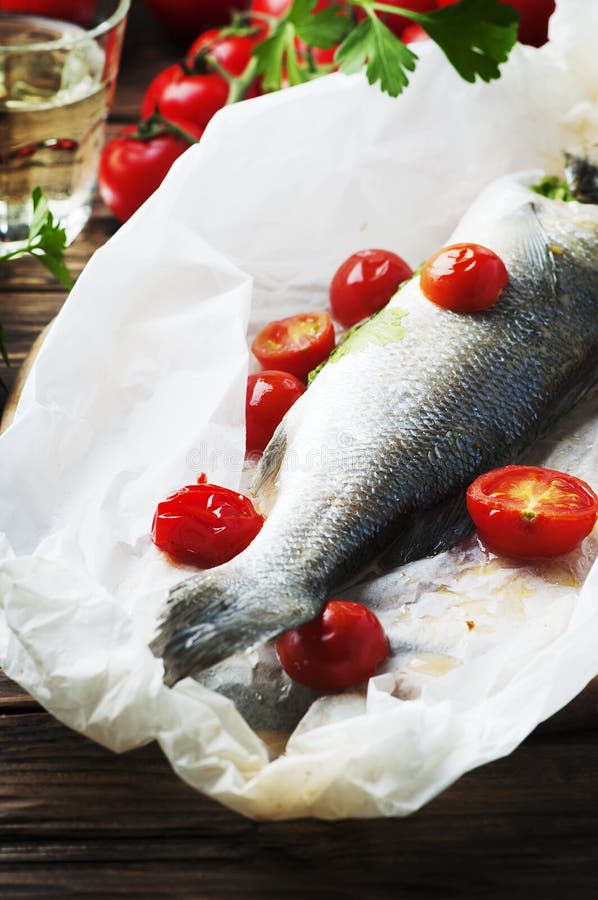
left=0, top=0, right=97, bottom=26
left=420, top=243, right=508, bottom=313
left=276, top=600, right=390, bottom=690
left=250, top=0, right=332, bottom=21
left=152, top=475, right=264, bottom=568
left=145, top=0, right=250, bottom=37
left=436, top=0, right=555, bottom=47
left=354, top=0, right=435, bottom=38
left=141, top=64, right=229, bottom=130
left=401, top=23, right=429, bottom=42
left=186, top=28, right=258, bottom=77
left=246, top=370, right=306, bottom=454
left=252, top=312, right=336, bottom=380
left=467, top=466, right=598, bottom=558
left=98, top=116, right=203, bottom=222
left=330, top=249, right=413, bottom=327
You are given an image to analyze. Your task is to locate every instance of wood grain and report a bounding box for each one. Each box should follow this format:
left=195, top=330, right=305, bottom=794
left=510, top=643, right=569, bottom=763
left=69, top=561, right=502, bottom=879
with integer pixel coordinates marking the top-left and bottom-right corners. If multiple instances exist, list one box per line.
left=1, top=712, right=598, bottom=898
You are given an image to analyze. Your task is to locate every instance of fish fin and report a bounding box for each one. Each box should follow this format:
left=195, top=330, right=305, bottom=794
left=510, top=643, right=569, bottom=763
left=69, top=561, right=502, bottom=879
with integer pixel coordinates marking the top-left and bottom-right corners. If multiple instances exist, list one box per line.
left=565, top=150, right=598, bottom=204
left=251, top=426, right=287, bottom=513
left=150, top=568, right=323, bottom=687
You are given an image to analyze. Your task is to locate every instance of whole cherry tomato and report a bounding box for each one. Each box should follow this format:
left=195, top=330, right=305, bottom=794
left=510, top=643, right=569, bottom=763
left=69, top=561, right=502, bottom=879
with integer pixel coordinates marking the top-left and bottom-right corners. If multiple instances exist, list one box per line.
left=420, top=243, right=508, bottom=313
left=0, top=0, right=98, bottom=26
left=145, top=0, right=250, bottom=37
left=401, top=22, right=429, bottom=42
left=466, top=466, right=598, bottom=558
left=354, top=0, right=435, bottom=38
left=436, top=0, right=555, bottom=47
left=185, top=27, right=259, bottom=77
left=152, top=474, right=264, bottom=568
left=246, top=370, right=306, bottom=454
left=252, top=312, right=336, bottom=380
left=276, top=599, right=390, bottom=690
left=141, top=63, right=229, bottom=130
left=98, top=114, right=203, bottom=222
left=330, top=249, right=413, bottom=327
left=250, top=0, right=333, bottom=21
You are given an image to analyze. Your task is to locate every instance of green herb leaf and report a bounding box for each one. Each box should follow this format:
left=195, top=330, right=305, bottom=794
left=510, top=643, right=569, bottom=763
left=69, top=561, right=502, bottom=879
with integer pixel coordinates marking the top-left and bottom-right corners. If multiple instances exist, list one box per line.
left=531, top=175, right=574, bottom=202
left=291, top=0, right=350, bottom=48
left=253, top=25, right=290, bottom=91
left=413, top=0, right=519, bottom=84
left=337, top=14, right=417, bottom=97
left=0, top=187, right=75, bottom=290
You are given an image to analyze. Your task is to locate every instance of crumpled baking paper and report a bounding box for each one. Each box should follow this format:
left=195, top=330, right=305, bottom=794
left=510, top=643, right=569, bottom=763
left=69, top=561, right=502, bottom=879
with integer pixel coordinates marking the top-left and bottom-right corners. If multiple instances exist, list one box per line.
left=1, top=0, right=597, bottom=820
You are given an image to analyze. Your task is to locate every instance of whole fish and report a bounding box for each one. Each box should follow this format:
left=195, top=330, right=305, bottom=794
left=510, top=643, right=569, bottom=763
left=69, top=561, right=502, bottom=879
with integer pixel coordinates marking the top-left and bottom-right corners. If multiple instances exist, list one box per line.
left=152, top=161, right=598, bottom=687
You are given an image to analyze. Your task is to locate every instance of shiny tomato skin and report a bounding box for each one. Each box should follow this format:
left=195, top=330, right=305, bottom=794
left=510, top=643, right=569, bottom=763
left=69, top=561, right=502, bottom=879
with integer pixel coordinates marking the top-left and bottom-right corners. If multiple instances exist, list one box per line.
left=276, top=600, right=390, bottom=690
left=152, top=478, right=264, bottom=568
left=420, top=243, right=508, bottom=313
left=98, top=118, right=203, bottom=222
left=354, top=0, right=435, bottom=37
left=145, top=0, right=250, bottom=37
left=246, top=370, right=306, bottom=454
left=0, top=0, right=98, bottom=26
left=436, top=0, right=555, bottom=47
left=330, top=248, right=413, bottom=327
left=250, top=0, right=331, bottom=20
left=141, top=64, right=229, bottom=130
left=401, top=22, right=429, bottom=42
left=467, top=465, right=598, bottom=558
left=186, top=28, right=258, bottom=76
left=252, top=312, right=336, bottom=380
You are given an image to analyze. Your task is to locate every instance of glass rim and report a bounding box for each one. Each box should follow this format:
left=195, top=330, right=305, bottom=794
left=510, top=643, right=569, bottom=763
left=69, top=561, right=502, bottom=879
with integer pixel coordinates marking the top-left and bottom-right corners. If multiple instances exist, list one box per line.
left=0, top=0, right=131, bottom=52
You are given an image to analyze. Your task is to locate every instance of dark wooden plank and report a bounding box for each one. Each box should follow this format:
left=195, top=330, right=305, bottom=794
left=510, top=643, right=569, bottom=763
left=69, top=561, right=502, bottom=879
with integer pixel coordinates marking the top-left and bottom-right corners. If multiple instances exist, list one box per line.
left=0, top=672, right=39, bottom=711
left=1, top=712, right=598, bottom=897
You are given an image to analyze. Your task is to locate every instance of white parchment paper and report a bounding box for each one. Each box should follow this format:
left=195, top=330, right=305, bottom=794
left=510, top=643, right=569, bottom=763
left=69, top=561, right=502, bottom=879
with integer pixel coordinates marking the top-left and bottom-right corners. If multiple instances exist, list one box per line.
left=1, top=0, right=598, bottom=820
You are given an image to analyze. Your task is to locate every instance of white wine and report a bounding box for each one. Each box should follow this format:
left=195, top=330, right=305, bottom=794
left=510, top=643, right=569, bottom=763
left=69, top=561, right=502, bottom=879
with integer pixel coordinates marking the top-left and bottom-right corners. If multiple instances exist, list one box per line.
left=0, top=13, right=109, bottom=249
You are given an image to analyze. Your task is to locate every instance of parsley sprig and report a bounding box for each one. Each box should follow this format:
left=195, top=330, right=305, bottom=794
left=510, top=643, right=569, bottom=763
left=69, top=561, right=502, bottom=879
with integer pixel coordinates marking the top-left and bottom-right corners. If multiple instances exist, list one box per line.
left=0, top=187, right=74, bottom=290
left=250, top=0, right=519, bottom=99
left=0, top=187, right=75, bottom=368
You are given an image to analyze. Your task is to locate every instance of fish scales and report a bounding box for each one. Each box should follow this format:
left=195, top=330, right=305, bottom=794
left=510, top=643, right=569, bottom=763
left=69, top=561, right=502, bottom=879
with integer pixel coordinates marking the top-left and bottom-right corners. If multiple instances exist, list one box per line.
left=152, top=169, right=598, bottom=686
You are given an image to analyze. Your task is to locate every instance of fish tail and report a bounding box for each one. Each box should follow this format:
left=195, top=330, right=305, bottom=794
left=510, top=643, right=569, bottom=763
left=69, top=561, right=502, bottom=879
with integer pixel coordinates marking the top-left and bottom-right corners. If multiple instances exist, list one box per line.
left=565, top=149, right=598, bottom=203
left=150, top=568, right=324, bottom=687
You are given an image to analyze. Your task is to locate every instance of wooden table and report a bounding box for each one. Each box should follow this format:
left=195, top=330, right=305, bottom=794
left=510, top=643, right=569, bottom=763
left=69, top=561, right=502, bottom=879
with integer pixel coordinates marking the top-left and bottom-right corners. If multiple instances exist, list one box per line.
left=2, top=4, right=598, bottom=897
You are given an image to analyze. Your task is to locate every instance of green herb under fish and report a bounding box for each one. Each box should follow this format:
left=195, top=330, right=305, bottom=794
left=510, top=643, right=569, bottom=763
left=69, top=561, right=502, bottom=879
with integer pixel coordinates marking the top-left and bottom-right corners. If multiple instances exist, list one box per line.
left=531, top=176, right=574, bottom=202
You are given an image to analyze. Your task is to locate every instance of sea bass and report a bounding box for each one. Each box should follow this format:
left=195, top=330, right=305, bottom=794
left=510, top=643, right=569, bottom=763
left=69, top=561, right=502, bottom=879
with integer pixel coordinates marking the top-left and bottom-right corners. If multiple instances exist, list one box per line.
left=152, top=165, right=598, bottom=687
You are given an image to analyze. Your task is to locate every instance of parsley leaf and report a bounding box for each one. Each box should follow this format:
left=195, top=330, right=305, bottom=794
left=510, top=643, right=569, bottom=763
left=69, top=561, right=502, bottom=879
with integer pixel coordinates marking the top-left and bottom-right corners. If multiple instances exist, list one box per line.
left=408, top=0, right=520, bottom=84
left=0, top=187, right=75, bottom=290
left=253, top=25, right=290, bottom=91
left=290, top=0, right=350, bottom=48
left=336, top=15, right=417, bottom=97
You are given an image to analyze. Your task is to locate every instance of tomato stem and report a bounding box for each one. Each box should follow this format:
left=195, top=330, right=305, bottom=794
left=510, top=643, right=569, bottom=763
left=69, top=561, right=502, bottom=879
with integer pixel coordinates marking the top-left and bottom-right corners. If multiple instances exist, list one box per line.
left=226, top=55, right=260, bottom=104
left=132, top=112, right=200, bottom=146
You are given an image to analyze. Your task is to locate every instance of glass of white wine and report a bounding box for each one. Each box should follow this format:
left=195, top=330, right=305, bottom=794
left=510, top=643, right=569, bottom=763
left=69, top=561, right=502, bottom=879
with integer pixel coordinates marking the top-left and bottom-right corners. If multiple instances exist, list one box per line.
left=0, top=0, right=130, bottom=251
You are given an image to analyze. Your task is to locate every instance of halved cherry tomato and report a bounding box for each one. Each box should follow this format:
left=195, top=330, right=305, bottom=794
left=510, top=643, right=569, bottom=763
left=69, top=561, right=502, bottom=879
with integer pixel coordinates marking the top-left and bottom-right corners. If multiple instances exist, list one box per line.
left=152, top=474, right=264, bottom=568
left=420, top=243, right=508, bottom=313
left=436, top=0, right=555, bottom=47
left=246, top=370, right=306, bottom=454
left=276, top=600, right=390, bottom=690
left=140, top=63, right=229, bottom=130
left=252, top=312, right=336, bottom=380
left=466, top=465, right=598, bottom=558
left=330, top=248, right=413, bottom=327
